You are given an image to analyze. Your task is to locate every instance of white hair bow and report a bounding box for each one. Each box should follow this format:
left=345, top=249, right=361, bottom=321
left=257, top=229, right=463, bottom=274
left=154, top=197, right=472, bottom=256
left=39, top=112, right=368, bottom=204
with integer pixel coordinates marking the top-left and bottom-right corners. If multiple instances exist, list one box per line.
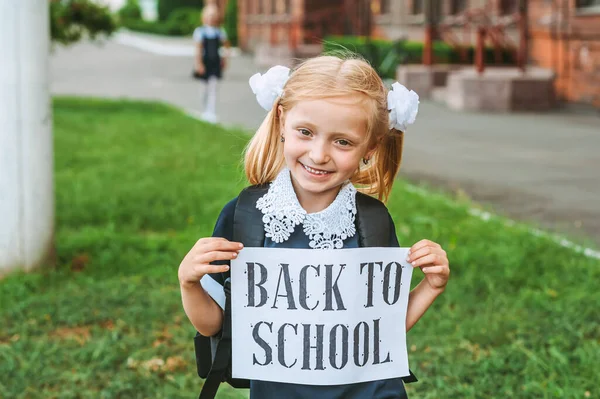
left=387, top=82, right=420, bottom=131
left=249, top=67, right=419, bottom=131
left=249, top=65, right=291, bottom=111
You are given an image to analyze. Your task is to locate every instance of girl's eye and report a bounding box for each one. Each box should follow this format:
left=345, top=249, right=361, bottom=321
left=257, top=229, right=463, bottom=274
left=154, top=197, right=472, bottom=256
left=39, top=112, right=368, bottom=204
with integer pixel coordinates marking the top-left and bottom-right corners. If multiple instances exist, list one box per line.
left=298, top=128, right=312, bottom=136
left=336, top=139, right=351, bottom=146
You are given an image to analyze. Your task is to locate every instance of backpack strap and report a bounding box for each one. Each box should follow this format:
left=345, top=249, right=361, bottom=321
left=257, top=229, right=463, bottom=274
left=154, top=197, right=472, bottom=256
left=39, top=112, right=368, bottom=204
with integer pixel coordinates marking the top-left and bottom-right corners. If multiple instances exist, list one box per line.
left=355, top=192, right=391, bottom=248
left=198, top=185, right=268, bottom=399
left=232, top=185, right=269, bottom=246
left=198, top=278, right=233, bottom=399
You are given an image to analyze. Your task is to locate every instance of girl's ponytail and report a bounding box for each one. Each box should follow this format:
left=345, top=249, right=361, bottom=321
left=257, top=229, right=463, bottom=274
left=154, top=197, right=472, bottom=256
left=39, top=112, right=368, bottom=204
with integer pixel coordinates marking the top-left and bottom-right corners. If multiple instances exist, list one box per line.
left=244, top=101, right=286, bottom=185
left=352, top=128, right=404, bottom=203
left=376, top=128, right=404, bottom=202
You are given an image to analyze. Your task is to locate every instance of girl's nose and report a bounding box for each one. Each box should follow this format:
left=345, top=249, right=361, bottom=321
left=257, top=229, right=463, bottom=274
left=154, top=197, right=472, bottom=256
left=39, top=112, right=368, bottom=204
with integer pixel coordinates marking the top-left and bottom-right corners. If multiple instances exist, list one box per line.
left=309, top=144, right=329, bottom=164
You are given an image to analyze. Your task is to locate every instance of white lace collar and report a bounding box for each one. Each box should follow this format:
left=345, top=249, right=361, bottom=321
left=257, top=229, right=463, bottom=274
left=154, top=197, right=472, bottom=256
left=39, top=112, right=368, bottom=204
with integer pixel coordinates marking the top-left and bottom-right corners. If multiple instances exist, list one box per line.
left=256, top=168, right=357, bottom=249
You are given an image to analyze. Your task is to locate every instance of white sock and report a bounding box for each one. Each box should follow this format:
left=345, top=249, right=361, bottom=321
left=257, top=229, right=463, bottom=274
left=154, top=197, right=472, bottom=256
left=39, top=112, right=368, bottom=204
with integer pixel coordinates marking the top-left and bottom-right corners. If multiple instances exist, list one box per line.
left=205, top=76, right=218, bottom=117
left=200, top=81, right=209, bottom=113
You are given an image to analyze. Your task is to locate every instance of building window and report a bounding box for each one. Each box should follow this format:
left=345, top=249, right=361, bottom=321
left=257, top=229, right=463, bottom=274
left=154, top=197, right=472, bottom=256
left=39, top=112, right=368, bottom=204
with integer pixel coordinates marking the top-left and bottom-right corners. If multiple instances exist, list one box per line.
left=450, top=0, right=467, bottom=15
left=577, top=0, right=600, bottom=6
left=412, top=0, right=423, bottom=14
left=499, top=0, right=517, bottom=14
left=380, top=0, right=390, bottom=14
left=274, top=0, right=286, bottom=14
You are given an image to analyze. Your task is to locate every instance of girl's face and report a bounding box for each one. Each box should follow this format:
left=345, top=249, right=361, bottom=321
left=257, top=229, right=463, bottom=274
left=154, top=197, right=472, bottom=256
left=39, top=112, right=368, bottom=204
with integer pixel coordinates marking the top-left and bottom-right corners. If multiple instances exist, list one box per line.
left=203, top=11, right=218, bottom=26
left=280, top=96, right=371, bottom=211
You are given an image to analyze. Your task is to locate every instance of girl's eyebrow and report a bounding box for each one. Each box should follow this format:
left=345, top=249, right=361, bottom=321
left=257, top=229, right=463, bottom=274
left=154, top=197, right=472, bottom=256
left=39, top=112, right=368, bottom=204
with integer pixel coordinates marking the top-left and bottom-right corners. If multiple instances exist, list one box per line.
left=327, top=130, right=364, bottom=142
left=292, top=120, right=317, bottom=130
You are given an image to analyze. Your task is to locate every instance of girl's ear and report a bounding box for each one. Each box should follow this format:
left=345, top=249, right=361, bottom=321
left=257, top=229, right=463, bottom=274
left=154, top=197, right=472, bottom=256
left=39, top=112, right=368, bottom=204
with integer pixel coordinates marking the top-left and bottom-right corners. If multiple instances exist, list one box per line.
left=363, top=149, right=376, bottom=163
left=277, top=105, right=285, bottom=131
left=364, top=130, right=387, bottom=160
left=364, top=140, right=379, bottom=160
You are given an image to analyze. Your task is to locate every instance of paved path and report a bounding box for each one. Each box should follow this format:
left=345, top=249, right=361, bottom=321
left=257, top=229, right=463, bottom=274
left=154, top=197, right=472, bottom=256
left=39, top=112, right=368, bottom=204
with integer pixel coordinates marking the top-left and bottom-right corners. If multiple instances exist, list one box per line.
left=51, top=31, right=600, bottom=246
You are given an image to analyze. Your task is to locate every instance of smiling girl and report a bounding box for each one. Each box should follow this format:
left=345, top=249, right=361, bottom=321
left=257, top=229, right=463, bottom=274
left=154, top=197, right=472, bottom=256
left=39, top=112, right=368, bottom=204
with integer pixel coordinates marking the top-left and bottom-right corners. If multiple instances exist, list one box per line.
left=179, top=55, right=450, bottom=398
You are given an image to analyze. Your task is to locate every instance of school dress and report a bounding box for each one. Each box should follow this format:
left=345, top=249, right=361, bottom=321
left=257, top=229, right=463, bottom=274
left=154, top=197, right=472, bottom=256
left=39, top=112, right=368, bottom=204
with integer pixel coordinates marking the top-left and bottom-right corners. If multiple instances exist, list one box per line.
left=193, top=26, right=227, bottom=81
left=200, top=169, right=409, bottom=399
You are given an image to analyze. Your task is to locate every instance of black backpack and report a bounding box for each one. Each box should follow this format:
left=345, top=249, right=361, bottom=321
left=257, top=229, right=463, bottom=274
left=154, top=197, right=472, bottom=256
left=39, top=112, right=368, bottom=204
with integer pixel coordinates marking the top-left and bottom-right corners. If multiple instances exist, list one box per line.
left=194, top=185, right=417, bottom=399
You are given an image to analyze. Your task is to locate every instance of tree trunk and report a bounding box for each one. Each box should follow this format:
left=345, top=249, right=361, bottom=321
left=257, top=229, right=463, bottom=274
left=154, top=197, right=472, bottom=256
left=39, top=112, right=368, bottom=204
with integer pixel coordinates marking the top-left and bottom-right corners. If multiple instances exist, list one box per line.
left=0, top=0, right=54, bottom=275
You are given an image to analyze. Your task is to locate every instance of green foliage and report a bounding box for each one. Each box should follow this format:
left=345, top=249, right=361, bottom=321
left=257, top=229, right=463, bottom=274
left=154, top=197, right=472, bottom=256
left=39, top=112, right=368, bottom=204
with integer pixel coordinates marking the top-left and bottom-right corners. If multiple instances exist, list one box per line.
left=157, top=0, right=203, bottom=21
left=0, top=97, right=598, bottom=397
left=167, top=8, right=202, bottom=34
left=122, top=7, right=201, bottom=36
left=117, top=0, right=142, bottom=22
left=50, top=0, right=116, bottom=45
left=323, top=36, right=516, bottom=78
left=224, top=0, right=238, bottom=46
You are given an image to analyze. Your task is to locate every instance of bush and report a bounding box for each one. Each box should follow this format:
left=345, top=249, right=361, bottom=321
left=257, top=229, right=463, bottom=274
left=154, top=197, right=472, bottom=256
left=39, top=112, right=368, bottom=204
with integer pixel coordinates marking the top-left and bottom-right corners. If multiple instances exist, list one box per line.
left=224, top=0, right=238, bottom=46
left=323, top=36, right=516, bottom=78
left=122, top=7, right=201, bottom=36
left=167, top=7, right=202, bottom=34
left=50, top=0, right=116, bottom=45
left=118, top=0, right=142, bottom=22
left=157, top=0, right=203, bottom=21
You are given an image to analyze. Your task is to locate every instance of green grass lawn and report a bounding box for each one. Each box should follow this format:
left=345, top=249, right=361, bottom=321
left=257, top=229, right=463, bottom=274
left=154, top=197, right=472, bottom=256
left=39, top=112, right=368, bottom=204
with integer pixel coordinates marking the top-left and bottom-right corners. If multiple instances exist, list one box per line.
left=1, top=98, right=598, bottom=398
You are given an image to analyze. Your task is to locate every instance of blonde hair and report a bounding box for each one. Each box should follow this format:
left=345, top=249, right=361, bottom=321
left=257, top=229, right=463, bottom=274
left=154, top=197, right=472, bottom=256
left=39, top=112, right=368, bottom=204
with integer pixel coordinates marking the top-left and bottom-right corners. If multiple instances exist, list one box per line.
left=244, top=55, right=404, bottom=203
left=201, top=4, right=219, bottom=25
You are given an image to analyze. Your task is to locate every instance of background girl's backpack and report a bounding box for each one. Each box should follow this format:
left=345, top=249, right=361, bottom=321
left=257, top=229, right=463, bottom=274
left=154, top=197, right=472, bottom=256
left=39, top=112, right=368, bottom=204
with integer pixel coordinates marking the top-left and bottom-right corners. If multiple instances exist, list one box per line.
left=194, top=185, right=417, bottom=399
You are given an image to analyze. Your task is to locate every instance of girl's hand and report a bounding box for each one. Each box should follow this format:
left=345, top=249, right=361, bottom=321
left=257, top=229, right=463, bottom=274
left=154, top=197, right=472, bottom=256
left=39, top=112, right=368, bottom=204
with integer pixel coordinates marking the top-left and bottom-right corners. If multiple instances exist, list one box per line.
left=407, top=239, right=450, bottom=293
left=178, top=237, right=243, bottom=288
left=196, top=63, right=206, bottom=75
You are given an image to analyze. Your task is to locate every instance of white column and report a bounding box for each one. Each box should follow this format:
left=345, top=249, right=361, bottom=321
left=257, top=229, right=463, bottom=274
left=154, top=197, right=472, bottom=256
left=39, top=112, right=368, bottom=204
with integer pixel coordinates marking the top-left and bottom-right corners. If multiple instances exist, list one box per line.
left=0, top=0, right=54, bottom=274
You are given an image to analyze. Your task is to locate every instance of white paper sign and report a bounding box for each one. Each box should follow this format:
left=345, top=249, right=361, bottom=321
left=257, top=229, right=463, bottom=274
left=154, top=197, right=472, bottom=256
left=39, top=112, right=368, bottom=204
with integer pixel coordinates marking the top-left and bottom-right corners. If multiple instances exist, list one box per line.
left=230, top=247, right=413, bottom=385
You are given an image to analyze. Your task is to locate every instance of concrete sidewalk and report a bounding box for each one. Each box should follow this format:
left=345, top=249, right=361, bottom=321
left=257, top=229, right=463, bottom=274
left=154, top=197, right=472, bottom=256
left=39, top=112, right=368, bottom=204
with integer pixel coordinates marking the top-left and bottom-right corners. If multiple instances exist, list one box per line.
left=50, top=31, right=600, bottom=246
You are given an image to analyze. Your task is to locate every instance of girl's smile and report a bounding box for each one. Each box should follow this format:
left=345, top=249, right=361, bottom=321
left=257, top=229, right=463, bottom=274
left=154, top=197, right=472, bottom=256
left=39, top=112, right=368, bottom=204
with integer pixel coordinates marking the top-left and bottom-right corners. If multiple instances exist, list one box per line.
left=300, top=162, right=333, bottom=176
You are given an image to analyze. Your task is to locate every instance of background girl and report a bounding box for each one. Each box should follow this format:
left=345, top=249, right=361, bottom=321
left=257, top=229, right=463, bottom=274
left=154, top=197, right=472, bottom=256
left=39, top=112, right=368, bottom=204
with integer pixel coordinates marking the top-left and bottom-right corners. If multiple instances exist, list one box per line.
left=193, top=4, right=229, bottom=123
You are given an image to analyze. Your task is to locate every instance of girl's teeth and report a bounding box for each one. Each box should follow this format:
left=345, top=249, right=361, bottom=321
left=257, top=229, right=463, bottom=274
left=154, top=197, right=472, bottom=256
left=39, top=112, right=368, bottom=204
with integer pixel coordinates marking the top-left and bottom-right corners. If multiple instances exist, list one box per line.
left=304, top=165, right=328, bottom=175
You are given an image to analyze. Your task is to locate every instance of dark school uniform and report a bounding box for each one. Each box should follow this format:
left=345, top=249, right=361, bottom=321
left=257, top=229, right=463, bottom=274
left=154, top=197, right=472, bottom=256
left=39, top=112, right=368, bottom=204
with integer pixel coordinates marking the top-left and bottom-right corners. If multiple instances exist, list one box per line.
left=193, top=26, right=227, bottom=80
left=201, top=197, right=410, bottom=399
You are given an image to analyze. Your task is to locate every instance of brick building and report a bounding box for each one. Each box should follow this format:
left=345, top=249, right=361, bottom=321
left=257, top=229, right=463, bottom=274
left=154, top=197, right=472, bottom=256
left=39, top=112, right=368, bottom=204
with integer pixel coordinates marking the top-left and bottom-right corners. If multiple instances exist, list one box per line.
left=373, top=0, right=600, bottom=107
left=374, top=0, right=520, bottom=42
left=232, top=0, right=600, bottom=107
left=237, top=0, right=372, bottom=58
left=527, top=0, right=600, bottom=106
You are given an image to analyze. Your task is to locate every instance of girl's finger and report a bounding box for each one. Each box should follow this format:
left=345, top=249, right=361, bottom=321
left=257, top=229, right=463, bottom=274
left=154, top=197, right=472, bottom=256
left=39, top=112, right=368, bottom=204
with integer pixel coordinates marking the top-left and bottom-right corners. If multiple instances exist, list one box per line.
left=409, top=239, right=441, bottom=255
left=408, top=246, right=431, bottom=263
left=195, top=251, right=239, bottom=264
left=197, top=240, right=244, bottom=254
left=194, top=264, right=230, bottom=276
left=408, top=239, right=430, bottom=253
left=408, top=244, right=446, bottom=263
left=408, top=245, right=443, bottom=263
left=410, top=253, right=443, bottom=268
left=196, top=237, right=244, bottom=250
left=421, top=265, right=449, bottom=275
left=196, top=237, right=227, bottom=246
